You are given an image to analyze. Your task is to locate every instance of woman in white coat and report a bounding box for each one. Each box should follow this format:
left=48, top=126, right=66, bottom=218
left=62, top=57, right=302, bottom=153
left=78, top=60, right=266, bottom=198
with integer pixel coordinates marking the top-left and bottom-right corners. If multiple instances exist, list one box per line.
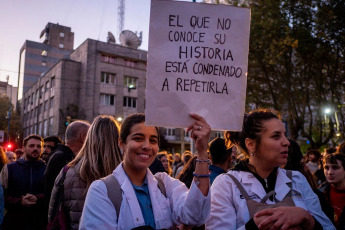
left=207, top=109, right=335, bottom=230
left=80, top=113, right=211, bottom=230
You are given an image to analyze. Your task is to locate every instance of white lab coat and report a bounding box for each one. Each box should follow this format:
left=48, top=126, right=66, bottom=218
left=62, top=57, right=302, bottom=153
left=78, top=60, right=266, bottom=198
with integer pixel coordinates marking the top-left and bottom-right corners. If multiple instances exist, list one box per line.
left=80, top=162, right=210, bottom=230
left=206, top=168, right=335, bottom=230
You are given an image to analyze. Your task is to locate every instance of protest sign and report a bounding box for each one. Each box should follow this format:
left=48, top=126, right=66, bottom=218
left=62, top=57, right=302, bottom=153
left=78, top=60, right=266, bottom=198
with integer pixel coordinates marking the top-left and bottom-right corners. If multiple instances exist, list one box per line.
left=145, top=0, right=251, bottom=131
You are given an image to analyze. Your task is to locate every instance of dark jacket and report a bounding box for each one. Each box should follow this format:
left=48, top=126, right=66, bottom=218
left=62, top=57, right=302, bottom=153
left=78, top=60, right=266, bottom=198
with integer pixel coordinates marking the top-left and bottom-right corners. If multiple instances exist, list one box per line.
left=319, top=182, right=345, bottom=230
left=3, top=159, right=46, bottom=230
left=44, top=144, right=75, bottom=204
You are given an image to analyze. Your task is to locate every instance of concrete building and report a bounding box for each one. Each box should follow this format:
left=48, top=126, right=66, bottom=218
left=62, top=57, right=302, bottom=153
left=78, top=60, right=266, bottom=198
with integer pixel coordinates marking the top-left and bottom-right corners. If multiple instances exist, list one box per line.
left=22, top=39, right=148, bottom=138
left=17, top=23, right=74, bottom=100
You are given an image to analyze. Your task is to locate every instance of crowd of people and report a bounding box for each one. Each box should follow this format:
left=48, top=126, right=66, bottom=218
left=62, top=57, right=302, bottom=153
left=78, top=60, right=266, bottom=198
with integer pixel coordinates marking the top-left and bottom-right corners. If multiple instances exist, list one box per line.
left=0, top=109, right=344, bottom=229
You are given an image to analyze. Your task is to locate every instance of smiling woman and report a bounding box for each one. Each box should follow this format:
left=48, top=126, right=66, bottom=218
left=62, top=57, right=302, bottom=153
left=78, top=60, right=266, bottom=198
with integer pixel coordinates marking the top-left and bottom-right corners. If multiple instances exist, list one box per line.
left=207, top=108, right=335, bottom=230
left=80, top=113, right=211, bottom=230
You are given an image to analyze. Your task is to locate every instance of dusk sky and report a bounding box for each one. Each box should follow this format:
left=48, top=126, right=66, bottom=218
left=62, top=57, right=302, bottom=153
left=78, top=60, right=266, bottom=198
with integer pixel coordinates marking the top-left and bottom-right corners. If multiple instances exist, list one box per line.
left=1, top=0, right=204, bottom=86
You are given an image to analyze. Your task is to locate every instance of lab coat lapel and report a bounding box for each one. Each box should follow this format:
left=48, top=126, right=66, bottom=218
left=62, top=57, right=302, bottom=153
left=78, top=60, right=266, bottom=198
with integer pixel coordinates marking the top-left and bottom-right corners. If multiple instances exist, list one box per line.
left=240, top=172, right=267, bottom=200
left=114, top=163, right=145, bottom=227
left=274, top=169, right=291, bottom=201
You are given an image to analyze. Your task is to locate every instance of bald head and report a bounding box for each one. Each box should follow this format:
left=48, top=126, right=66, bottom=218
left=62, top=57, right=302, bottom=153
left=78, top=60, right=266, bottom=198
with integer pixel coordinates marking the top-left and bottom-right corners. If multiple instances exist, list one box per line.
left=65, top=120, right=90, bottom=149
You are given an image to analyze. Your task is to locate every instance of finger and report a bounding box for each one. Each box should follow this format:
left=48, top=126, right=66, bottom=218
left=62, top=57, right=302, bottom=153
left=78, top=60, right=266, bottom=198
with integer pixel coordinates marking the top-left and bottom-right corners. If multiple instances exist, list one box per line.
left=189, top=113, right=206, bottom=123
left=258, top=215, right=277, bottom=229
left=255, top=209, right=274, bottom=218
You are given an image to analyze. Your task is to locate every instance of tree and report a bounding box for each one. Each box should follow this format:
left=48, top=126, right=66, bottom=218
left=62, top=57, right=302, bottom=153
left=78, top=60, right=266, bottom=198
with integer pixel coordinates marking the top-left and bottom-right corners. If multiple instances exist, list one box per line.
left=220, top=0, right=345, bottom=148
left=0, top=96, right=22, bottom=147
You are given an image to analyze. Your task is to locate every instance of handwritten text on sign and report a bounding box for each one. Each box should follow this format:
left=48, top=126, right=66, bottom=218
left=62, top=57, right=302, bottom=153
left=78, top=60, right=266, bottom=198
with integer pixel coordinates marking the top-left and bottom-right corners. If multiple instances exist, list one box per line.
left=146, top=0, right=251, bottom=130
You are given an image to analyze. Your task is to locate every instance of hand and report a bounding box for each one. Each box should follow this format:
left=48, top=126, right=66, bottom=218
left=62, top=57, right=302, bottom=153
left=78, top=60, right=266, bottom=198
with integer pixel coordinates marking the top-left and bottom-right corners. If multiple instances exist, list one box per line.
left=186, top=113, right=211, bottom=157
left=255, top=207, right=314, bottom=230
left=22, top=194, right=37, bottom=207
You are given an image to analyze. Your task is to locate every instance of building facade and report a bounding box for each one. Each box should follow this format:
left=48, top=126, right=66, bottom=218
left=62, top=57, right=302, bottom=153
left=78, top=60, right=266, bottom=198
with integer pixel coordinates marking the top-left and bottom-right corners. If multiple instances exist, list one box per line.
left=22, top=39, right=147, bottom=138
left=0, top=81, right=18, bottom=109
left=17, top=23, right=74, bottom=100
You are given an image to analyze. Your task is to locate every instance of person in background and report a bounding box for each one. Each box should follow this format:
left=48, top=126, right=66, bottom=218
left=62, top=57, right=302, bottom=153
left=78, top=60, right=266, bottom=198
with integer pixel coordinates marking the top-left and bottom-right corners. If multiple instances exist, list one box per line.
left=177, top=156, right=198, bottom=189
left=0, top=147, right=8, bottom=172
left=44, top=120, right=90, bottom=211
left=208, top=137, right=232, bottom=185
left=14, top=149, right=24, bottom=160
left=337, top=143, right=345, bottom=155
left=5, top=152, right=16, bottom=163
left=48, top=115, right=122, bottom=230
left=42, top=135, right=63, bottom=163
left=172, top=152, right=182, bottom=176
left=80, top=113, right=211, bottom=229
left=157, top=152, right=172, bottom=175
left=0, top=134, right=46, bottom=230
left=305, top=149, right=321, bottom=174
left=319, top=153, right=345, bottom=229
left=174, top=151, right=192, bottom=178
left=207, top=109, right=334, bottom=229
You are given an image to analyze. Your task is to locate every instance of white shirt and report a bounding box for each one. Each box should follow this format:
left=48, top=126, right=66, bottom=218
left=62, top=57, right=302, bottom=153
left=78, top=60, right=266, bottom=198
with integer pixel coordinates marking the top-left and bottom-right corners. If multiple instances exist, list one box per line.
left=206, top=168, right=335, bottom=230
left=79, top=163, right=210, bottom=230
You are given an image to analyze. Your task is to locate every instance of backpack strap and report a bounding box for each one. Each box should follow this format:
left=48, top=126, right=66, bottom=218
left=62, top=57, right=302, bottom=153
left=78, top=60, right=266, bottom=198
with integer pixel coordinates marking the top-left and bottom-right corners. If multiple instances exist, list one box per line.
left=101, top=174, right=167, bottom=219
left=286, top=170, right=293, bottom=197
left=227, top=174, right=251, bottom=201
left=101, top=174, right=122, bottom=219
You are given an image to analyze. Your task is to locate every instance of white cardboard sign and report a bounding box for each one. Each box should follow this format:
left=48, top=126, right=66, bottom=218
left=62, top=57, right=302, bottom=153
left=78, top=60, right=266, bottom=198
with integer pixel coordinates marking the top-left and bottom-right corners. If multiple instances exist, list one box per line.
left=145, top=0, right=251, bottom=131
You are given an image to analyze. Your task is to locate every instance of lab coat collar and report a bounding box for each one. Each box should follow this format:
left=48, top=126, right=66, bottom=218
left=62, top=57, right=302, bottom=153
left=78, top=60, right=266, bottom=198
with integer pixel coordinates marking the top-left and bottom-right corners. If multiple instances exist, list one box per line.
left=236, top=168, right=291, bottom=201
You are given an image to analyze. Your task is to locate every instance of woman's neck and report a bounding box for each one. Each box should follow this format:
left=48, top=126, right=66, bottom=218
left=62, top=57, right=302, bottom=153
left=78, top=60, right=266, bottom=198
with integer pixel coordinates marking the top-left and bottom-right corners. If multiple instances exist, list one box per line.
left=249, top=158, right=275, bottom=179
left=122, top=163, right=146, bottom=186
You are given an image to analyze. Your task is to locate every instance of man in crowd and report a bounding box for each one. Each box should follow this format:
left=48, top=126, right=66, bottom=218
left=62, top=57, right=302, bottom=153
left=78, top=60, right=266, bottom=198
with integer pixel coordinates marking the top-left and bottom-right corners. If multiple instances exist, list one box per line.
left=319, top=153, right=345, bottom=229
left=0, top=134, right=46, bottom=230
left=44, top=120, right=90, bottom=208
left=42, top=135, right=63, bottom=163
left=208, top=137, right=233, bottom=185
left=14, top=149, right=24, bottom=160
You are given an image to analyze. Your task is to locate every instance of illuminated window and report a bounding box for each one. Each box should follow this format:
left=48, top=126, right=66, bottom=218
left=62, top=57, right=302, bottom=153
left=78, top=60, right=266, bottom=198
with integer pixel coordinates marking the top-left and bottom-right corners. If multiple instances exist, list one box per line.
left=60, top=32, right=65, bottom=37
left=59, top=43, right=64, bottom=48
left=41, top=61, right=47, bottom=67
left=124, top=76, right=137, bottom=89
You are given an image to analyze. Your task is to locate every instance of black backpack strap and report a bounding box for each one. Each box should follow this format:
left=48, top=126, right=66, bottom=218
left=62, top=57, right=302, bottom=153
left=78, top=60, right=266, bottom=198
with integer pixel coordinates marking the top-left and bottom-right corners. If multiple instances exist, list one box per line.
left=101, top=174, right=122, bottom=219
left=286, top=170, right=293, bottom=197
left=154, top=175, right=166, bottom=197
left=227, top=174, right=251, bottom=201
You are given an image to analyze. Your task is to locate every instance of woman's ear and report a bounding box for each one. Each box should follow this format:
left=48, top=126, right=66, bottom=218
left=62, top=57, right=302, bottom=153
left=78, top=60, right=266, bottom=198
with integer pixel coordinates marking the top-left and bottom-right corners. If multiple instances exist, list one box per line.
left=118, top=137, right=124, bottom=150
left=245, top=138, right=256, bottom=154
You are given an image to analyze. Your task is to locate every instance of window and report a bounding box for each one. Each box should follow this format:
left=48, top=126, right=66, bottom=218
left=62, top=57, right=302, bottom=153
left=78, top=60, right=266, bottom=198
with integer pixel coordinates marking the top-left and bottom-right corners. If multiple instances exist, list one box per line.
left=100, top=94, right=115, bottom=106
left=40, top=86, right=44, bottom=98
left=101, top=72, right=116, bottom=84
left=50, top=97, right=54, bottom=109
left=44, top=101, right=49, bottom=111
left=51, top=77, right=55, bottom=88
left=45, top=81, right=50, bottom=90
left=41, top=61, right=47, bottom=67
left=60, top=32, right=65, bottom=37
left=49, top=117, right=54, bottom=135
left=59, top=43, right=64, bottom=48
left=124, top=59, right=137, bottom=67
left=101, top=54, right=116, bottom=64
left=166, top=128, right=175, bottom=136
left=41, top=50, right=47, bottom=56
left=123, top=97, right=137, bottom=108
left=44, top=120, right=48, bottom=137
left=124, top=76, right=137, bottom=89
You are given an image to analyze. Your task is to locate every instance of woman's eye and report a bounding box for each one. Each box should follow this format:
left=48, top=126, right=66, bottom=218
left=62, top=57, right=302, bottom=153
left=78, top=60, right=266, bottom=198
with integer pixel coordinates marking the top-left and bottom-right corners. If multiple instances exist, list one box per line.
left=133, top=137, right=143, bottom=141
left=150, top=139, right=158, bottom=144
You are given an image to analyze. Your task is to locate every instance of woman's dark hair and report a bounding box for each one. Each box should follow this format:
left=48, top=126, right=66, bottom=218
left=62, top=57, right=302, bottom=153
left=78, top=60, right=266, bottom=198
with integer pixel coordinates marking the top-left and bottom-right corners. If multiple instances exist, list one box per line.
left=177, top=156, right=197, bottom=188
left=284, top=139, right=318, bottom=189
left=224, top=108, right=280, bottom=156
left=120, top=113, right=159, bottom=143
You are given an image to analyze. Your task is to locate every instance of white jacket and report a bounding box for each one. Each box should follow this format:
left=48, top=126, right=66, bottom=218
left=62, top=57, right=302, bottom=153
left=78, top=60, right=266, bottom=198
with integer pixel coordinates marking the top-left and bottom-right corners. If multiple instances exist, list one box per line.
left=206, top=168, right=335, bottom=230
left=80, top=163, right=210, bottom=230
